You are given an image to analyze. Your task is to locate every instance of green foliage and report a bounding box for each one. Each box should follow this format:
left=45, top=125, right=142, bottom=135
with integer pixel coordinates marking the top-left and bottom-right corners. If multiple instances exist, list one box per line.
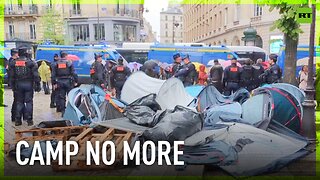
left=39, top=8, right=65, bottom=45
left=269, top=3, right=308, bottom=40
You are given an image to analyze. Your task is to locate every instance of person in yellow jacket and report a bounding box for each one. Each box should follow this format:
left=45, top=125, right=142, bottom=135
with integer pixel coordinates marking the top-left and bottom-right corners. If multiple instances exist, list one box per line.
left=38, top=61, right=51, bottom=94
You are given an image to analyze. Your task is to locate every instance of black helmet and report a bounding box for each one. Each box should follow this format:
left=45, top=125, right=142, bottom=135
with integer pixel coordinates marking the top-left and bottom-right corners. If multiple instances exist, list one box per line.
left=60, top=51, right=68, bottom=58
left=18, top=46, right=31, bottom=58
left=269, top=54, right=278, bottom=61
left=94, top=53, right=103, bottom=60
left=10, top=48, right=18, bottom=56
left=173, top=53, right=180, bottom=60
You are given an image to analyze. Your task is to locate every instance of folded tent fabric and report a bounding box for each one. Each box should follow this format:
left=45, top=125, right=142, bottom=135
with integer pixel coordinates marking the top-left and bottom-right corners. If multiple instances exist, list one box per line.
left=196, top=85, right=250, bottom=112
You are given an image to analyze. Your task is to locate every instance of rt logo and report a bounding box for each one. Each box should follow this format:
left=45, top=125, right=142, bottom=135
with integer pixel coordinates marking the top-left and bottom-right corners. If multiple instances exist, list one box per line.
left=297, top=8, right=312, bottom=23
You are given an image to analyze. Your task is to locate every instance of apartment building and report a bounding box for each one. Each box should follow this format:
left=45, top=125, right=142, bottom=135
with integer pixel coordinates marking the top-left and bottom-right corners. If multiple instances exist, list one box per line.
left=160, top=5, right=184, bottom=44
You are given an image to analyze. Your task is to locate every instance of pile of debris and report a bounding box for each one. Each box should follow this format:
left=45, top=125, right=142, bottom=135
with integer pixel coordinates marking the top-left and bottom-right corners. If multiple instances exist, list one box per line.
left=10, top=72, right=309, bottom=176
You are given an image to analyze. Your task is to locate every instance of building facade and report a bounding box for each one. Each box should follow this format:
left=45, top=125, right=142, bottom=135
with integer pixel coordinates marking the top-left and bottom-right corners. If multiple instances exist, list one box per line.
left=182, top=4, right=311, bottom=53
left=4, top=0, right=144, bottom=46
left=160, top=6, right=183, bottom=44
left=140, top=18, right=156, bottom=42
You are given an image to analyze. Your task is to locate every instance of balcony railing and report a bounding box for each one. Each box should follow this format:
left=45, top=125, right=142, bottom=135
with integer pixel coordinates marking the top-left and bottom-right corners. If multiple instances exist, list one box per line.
left=4, top=5, right=38, bottom=16
left=113, top=9, right=140, bottom=18
left=70, top=9, right=81, bottom=16
left=5, top=33, right=36, bottom=41
left=251, top=16, right=262, bottom=22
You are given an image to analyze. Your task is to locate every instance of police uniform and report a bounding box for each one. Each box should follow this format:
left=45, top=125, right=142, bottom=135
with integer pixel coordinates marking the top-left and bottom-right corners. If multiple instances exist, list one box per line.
left=8, top=49, right=20, bottom=121
left=175, top=60, right=197, bottom=87
left=171, top=53, right=182, bottom=78
left=9, top=48, right=41, bottom=126
left=240, top=64, right=254, bottom=91
left=265, top=63, right=282, bottom=84
left=90, top=54, right=106, bottom=88
left=252, top=63, right=265, bottom=89
left=209, top=64, right=224, bottom=92
left=110, top=59, right=131, bottom=99
left=51, top=52, right=78, bottom=114
left=223, top=64, right=242, bottom=96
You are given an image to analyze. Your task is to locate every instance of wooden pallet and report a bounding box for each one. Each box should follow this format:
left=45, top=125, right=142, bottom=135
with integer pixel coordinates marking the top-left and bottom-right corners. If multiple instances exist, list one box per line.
left=15, top=126, right=88, bottom=143
left=52, top=127, right=133, bottom=171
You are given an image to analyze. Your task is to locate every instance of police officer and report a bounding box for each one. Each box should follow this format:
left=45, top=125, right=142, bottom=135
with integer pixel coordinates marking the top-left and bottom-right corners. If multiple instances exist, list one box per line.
left=51, top=51, right=78, bottom=115
left=223, top=58, right=242, bottom=96
left=90, top=53, right=106, bottom=89
left=174, top=54, right=197, bottom=87
left=171, top=53, right=183, bottom=77
left=50, top=54, right=59, bottom=108
left=240, top=59, right=254, bottom=91
left=8, top=48, right=20, bottom=121
left=110, top=57, right=131, bottom=99
left=9, top=47, right=41, bottom=126
left=252, top=58, right=265, bottom=89
left=209, top=59, right=224, bottom=92
left=106, top=60, right=117, bottom=92
left=262, top=54, right=282, bottom=84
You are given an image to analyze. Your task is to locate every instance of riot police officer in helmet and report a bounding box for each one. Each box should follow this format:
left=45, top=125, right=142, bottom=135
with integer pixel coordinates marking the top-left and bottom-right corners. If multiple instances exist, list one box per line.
left=223, top=58, right=242, bottom=96
left=90, top=53, right=106, bottom=89
left=9, top=47, right=41, bottom=126
left=110, top=57, right=131, bottom=99
left=51, top=51, right=78, bottom=116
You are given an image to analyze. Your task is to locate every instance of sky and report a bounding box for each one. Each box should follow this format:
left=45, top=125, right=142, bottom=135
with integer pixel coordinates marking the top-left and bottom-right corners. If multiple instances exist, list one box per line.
left=143, top=0, right=170, bottom=41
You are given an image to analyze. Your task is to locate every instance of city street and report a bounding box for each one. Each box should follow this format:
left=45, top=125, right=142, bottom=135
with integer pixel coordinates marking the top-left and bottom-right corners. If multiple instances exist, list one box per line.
left=3, top=88, right=319, bottom=177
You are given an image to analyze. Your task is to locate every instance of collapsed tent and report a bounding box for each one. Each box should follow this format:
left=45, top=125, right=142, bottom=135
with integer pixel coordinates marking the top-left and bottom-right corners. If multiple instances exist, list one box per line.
left=121, top=72, right=165, bottom=104
left=253, top=85, right=304, bottom=134
left=63, top=85, right=107, bottom=125
left=182, top=122, right=308, bottom=176
left=196, top=85, right=250, bottom=112
left=121, top=71, right=194, bottom=109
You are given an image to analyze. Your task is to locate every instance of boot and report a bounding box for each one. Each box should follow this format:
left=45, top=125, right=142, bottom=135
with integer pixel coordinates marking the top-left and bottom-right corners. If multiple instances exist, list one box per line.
left=50, top=103, right=56, bottom=108
left=27, top=121, right=34, bottom=126
left=15, top=120, right=22, bottom=126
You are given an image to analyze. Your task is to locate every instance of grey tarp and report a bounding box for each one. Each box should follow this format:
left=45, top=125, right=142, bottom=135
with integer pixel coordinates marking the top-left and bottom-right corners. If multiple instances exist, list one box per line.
left=197, top=85, right=250, bottom=112
left=183, top=122, right=308, bottom=176
left=142, top=106, right=203, bottom=144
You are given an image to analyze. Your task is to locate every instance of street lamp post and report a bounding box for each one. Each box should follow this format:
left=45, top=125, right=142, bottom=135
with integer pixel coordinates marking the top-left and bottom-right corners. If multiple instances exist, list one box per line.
left=302, top=4, right=316, bottom=141
left=172, top=22, right=179, bottom=44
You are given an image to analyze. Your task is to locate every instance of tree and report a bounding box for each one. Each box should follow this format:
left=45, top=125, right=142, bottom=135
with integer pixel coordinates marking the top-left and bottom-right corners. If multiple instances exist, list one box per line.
left=39, top=8, right=65, bottom=45
left=269, top=3, right=308, bottom=85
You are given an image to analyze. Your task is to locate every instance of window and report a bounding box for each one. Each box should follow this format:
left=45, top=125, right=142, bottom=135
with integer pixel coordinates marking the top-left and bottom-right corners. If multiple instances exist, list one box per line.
left=46, top=0, right=53, bottom=9
left=6, top=0, right=13, bottom=12
left=116, top=0, right=120, bottom=14
left=8, top=22, right=14, bottom=39
left=29, top=22, right=36, bottom=40
left=214, top=14, right=217, bottom=29
left=114, top=24, right=136, bottom=42
left=173, top=16, right=175, bottom=21
left=165, top=31, right=168, bottom=37
left=224, top=8, right=228, bottom=26
left=165, top=23, right=168, bottom=29
left=254, top=5, right=262, bottom=16
left=219, top=11, right=222, bottom=27
left=234, top=4, right=241, bottom=21
left=180, top=16, right=182, bottom=21
left=18, top=0, right=22, bottom=9
left=72, top=0, right=81, bottom=15
left=72, top=24, right=90, bottom=42
left=180, top=32, right=183, bottom=37
left=94, top=24, right=105, bottom=41
left=165, top=16, right=168, bottom=21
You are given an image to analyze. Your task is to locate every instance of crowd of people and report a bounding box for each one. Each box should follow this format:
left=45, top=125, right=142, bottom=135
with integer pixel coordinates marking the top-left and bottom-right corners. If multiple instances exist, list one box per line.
left=6, top=46, right=315, bottom=127
left=136, top=53, right=283, bottom=96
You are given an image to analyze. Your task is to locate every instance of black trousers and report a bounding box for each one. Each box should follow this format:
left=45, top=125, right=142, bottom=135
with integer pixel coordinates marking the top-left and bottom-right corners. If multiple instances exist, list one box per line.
left=50, top=87, right=57, bottom=106
left=42, top=81, right=50, bottom=94
left=14, top=81, right=34, bottom=122
left=225, top=82, right=240, bottom=96
left=56, top=79, right=73, bottom=112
